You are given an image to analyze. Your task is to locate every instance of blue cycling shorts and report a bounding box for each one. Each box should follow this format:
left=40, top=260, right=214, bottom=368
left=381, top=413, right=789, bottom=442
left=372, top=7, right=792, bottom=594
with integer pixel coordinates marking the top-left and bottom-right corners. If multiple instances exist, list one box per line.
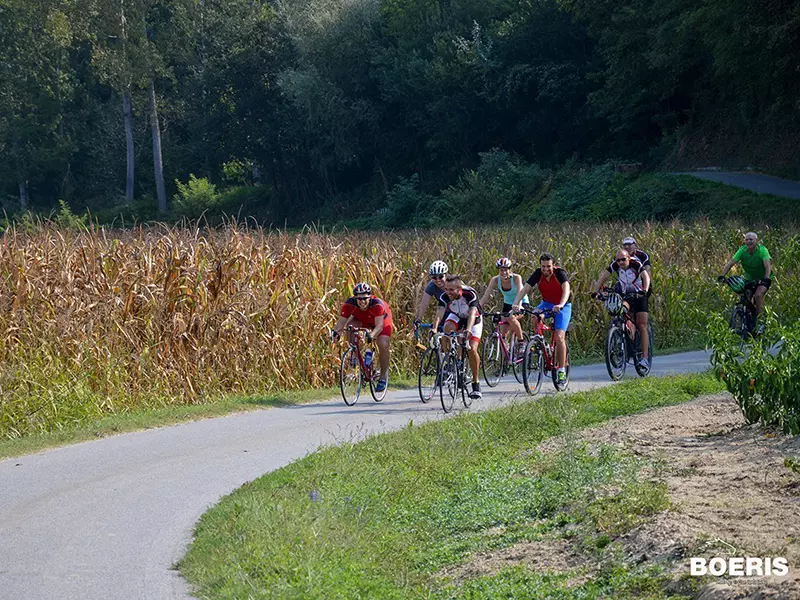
left=536, top=301, right=572, bottom=332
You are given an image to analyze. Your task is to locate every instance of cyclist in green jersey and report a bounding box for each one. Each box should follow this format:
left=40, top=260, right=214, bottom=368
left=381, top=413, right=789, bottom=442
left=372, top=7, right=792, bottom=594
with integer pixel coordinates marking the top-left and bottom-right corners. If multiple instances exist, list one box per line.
left=718, top=231, right=772, bottom=322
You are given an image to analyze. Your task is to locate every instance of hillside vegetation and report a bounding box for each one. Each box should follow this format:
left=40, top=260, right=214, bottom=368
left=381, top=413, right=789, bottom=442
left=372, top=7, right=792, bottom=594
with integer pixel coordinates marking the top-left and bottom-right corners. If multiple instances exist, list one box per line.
left=2, top=0, right=799, bottom=224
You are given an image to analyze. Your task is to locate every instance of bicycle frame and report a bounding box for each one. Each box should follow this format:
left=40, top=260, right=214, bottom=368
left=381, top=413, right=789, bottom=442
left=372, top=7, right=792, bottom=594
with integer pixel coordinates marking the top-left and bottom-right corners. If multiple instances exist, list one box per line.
left=345, top=326, right=373, bottom=376
left=523, top=308, right=559, bottom=371
left=484, top=313, right=518, bottom=364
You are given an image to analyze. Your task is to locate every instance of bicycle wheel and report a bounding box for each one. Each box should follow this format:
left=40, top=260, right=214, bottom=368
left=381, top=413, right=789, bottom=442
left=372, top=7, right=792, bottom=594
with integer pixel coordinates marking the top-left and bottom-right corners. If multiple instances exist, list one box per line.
left=417, top=347, right=439, bottom=403
left=552, top=334, right=570, bottom=391
left=510, top=333, right=529, bottom=385
left=729, top=305, right=748, bottom=350
left=481, top=332, right=504, bottom=387
left=522, top=337, right=545, bottom=396
left=369, top=367, right=387, bottom=402
left=340, top=346, right=363, bottom=406
left=605, top=325, right=626, bottom=381
left=439, top=352, right=458, bottom=413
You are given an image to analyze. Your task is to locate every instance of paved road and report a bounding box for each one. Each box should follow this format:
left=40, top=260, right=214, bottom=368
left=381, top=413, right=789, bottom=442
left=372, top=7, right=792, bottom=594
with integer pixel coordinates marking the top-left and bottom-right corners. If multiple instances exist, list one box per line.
left=0, top=350, right=712, bottom=600
left=673, top=170, right=800, bottom=199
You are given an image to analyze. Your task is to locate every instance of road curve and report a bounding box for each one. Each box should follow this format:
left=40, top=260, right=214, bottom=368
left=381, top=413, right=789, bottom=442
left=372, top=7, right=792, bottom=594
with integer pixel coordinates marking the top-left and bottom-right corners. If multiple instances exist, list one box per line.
left=0, top=350, right=712, bottom=600
left=673, top=170, right=800, bottom=199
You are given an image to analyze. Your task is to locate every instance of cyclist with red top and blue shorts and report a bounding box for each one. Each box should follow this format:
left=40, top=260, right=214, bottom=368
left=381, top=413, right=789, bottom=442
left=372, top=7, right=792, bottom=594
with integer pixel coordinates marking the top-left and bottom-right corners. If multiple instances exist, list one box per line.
left=511, top=253, right=572, bottom=385
left=332, top=282, right=393, bottom=392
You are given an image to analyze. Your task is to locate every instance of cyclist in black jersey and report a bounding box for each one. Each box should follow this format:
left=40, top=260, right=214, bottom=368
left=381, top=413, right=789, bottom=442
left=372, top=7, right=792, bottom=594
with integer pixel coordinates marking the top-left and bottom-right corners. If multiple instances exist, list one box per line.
left=590, top=249, right=652, bottom=369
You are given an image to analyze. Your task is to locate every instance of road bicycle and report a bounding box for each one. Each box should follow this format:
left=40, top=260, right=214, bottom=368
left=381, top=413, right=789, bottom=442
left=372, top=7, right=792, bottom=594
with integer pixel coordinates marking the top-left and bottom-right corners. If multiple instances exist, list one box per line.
left=595, top=287, right=654, bottom=380
left=336, top=326, right=386, bottom=405
left=415, top=323, right=439, bottom=403
left=435, top=330, right=474, bottom=413
left=517, top=305, right=571, bottom=395
left=719, top=276, right=759, bottom=350
left=481, top=311, right=529, bottom=387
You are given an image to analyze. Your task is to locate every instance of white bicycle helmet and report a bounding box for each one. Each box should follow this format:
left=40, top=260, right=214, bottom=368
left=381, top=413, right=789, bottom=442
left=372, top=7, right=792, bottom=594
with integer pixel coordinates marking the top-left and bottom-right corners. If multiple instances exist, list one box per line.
left=352, top=282, right=372, bottom=296
left=604, top=292, right=624, bottom=315
left=495, top=257, right=512, bottom=268
left=428, top=260, right=449, bottom=276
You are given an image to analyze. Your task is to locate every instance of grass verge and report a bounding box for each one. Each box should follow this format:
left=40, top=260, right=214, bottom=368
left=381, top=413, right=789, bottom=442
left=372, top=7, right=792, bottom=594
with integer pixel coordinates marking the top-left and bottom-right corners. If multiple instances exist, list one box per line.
left=0, top=378, right=416, bottom=460
left=180, top=372, right=725, bottom=599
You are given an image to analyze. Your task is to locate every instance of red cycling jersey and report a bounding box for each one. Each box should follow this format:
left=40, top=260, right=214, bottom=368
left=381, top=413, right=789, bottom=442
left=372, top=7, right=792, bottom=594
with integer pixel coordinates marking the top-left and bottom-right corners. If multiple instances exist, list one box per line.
left=340, top=296, right=394, bottom=337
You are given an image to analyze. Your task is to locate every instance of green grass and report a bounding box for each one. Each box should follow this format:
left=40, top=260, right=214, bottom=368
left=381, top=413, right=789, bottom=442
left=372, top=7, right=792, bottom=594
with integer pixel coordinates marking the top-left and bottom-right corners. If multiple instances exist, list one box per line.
left=0, top=378, right=416, bottom=460
left=180, top=373, right=724, bottom=599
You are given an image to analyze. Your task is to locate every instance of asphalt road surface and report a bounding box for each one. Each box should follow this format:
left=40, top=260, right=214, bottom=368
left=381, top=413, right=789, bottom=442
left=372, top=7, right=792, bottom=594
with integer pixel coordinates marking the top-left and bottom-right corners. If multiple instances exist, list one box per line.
left=674, top=170, right=800, bottom=199
left=0, top=350, right=712, bottom=600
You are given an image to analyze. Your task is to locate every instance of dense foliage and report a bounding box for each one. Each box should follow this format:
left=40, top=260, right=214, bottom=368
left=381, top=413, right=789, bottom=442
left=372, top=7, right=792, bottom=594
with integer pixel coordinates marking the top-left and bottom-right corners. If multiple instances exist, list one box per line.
left=1, top=0, right=798, bottom=223
left=711, top=316, right=800, bottom=434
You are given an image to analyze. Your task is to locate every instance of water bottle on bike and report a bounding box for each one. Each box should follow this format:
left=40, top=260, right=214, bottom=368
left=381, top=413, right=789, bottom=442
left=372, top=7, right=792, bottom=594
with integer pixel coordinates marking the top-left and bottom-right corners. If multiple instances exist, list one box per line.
left=364, top=349, right=373, bottom=368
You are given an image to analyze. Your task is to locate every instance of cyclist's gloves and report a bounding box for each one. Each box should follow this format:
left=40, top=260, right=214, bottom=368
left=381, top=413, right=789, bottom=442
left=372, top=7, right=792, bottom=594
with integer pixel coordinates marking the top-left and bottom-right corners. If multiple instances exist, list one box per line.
left=330, top=330, right=340, bottom=343
left=365, top=332, right=374, bottom=343
left=717, top=275, right=726, bottom=283
left=590, top=292, right=598, bottom=299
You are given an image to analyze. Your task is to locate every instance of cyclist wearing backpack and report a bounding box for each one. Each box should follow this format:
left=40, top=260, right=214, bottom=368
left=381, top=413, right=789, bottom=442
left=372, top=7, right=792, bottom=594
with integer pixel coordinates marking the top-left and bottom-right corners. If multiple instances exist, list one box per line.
left=511, top=253, right=572, bottom=385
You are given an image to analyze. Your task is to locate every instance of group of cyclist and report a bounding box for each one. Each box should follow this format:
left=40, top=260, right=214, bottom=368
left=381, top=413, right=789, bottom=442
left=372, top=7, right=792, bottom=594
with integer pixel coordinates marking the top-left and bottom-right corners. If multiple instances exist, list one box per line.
left=331, top=231, right=773, bottom=400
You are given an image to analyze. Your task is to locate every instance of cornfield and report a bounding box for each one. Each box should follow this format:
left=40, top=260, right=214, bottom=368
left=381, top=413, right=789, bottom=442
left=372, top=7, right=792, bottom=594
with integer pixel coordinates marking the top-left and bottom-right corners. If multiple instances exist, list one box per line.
left=1, top=219, right=798, bottom=438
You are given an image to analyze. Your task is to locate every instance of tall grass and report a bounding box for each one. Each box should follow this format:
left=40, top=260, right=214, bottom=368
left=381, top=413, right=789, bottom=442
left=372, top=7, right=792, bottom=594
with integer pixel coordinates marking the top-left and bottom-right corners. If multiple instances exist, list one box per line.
left=0, top=219, right=797, bottom=437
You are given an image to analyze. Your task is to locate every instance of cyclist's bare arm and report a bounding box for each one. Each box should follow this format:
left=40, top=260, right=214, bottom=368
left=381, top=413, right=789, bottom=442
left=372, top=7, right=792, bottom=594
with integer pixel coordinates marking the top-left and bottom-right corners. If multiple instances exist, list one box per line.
left=333, top=315, right=352, bottom=336
left=479, top=275, right=499, bottom=308
left=763, top=259, right=772, bottom=279
left=431, top=306, right=445, bottom=332
left=416, top=291, right=433, bottom=321
left=640, top=270, right=650, bottom=292
left=720, top=257, right=737, bottom=277
left=591, top=270, right=611, bottom=294
left=554, top=282, right=571, bottom=312
left=512, top=283, right=533, bottom=310
left=371, top=315, right=385, bottom=339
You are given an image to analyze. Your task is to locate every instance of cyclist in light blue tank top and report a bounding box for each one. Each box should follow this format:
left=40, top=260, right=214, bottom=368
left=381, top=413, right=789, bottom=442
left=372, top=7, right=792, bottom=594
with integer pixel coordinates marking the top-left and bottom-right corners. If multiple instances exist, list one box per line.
left=480, top=257, right=529, bottom=347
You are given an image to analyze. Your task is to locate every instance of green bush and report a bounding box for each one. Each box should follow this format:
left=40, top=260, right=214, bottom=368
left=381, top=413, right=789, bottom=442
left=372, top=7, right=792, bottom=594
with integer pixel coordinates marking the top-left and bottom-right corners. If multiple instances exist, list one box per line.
left=710, top=315, right=800, bottom=434
left=443, top=149, right=548, bottom=223
left=173, top=174, right=221, bottom=218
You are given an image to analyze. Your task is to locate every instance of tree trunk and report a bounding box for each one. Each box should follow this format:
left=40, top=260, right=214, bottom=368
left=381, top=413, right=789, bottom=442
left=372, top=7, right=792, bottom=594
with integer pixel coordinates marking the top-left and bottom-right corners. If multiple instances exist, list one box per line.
left=123, top=91, right=135, bottom=203
left=18, top=180, right=28, bottom=211
left=148, top=79, right=167, bottom=213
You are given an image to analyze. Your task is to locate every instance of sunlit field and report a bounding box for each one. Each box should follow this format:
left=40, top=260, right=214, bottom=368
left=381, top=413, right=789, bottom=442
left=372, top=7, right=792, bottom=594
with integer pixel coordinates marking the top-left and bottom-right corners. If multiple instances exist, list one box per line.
left=1, top=220, right=797, bottom=438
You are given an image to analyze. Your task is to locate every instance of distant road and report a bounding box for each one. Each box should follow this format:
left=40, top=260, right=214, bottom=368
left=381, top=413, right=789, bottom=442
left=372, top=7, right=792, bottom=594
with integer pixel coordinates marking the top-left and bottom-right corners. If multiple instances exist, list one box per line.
left=0, top=350, right=712, bottom=600
left=673, top=170, right=800, bottom=200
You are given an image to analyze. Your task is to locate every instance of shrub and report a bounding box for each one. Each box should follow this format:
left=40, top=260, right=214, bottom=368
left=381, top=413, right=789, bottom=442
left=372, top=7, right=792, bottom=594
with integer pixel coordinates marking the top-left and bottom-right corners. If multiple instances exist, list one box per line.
left=710, top=314, right=800, bottom=434
left=173, top=175, right=220, bottom=218
left=443, top=149, right=548, bottom=223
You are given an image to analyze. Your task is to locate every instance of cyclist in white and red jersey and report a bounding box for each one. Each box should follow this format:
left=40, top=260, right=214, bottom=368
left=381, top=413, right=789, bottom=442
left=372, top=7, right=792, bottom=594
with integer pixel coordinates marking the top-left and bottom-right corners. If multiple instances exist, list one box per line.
left=432, top=275, right=483, bottom=399
left=590, top=249, right=651, bottom=369
left=332, top=282, right=393, bottom=392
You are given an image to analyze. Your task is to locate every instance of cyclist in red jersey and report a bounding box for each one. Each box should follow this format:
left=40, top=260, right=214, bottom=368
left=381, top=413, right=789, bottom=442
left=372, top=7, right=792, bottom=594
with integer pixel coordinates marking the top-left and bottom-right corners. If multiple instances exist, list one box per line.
left=332, top=282, right=393, bottom=392
left=511, top=253, right=572, bottom=384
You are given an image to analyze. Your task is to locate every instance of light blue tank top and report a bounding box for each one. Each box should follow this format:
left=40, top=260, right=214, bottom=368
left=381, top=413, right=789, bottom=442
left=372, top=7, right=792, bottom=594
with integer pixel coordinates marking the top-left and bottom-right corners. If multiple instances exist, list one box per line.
left=498, top=274, right=529, bottom=305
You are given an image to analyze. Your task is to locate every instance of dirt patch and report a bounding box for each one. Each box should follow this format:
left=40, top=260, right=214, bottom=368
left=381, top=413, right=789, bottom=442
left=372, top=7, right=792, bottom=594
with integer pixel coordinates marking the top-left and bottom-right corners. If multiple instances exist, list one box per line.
left=450, top=394, right=800, bottom=597
left=440, top=535, right=591, bottom=586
